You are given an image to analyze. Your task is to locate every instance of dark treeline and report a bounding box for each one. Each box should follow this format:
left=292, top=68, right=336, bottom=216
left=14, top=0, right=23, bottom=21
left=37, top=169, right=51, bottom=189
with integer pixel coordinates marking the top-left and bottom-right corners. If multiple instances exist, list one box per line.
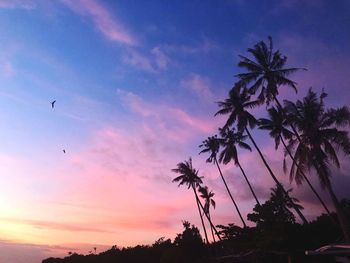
left=43, top=197, right=350, bottom=263
left=43, top=37, right=350, bottom=262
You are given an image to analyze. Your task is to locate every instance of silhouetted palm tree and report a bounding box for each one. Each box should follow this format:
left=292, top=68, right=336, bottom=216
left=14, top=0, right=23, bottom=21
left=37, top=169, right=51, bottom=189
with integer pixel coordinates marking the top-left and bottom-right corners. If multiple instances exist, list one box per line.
left=198, top=186, right=216, bottom=241
left=236, top=36, right=305, bottom=107
left=259, top=106, right=332, bottom=216
left=172, top=158, right=209, bottom=243
left=237, top=37, right=305, bottom=147
left=218, top=127, right=261, bottom=206
left=215, top=83, right=308, bottom=224
left=199, top=136, right=246, bottom=227
left=285, top=89, right=350, bottom=241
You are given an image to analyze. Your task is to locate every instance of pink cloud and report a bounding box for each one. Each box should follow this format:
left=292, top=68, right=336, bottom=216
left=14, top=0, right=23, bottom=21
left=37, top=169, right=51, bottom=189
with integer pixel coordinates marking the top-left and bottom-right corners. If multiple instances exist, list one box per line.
left=61, top=0, right=136, bottom=45
left=0, top=218, right=110, bottom=233
left=117, top=89, right=218, bottom=142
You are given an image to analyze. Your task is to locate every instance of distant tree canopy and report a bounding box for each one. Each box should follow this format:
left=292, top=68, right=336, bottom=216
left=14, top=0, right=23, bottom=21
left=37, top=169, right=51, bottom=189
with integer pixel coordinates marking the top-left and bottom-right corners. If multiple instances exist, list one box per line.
left=247, top=184, right=302, bottom=226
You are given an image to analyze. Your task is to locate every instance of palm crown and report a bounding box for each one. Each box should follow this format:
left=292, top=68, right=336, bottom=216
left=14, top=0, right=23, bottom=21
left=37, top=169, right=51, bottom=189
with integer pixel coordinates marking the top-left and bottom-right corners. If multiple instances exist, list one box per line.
left=215, top=83, right=260, bottom=131
left=218, top=127, right=251, bottom=165
left=172, top=158, right=203, bottom=189
left=236, top=36, right=304, bottom=104
left=285, top=89, right=350, bottom=186
left=198, top=186, right=216, bottom=215
left=199, top=136, right=220, bottom=163
left=258, top=106, right=294, bottom=150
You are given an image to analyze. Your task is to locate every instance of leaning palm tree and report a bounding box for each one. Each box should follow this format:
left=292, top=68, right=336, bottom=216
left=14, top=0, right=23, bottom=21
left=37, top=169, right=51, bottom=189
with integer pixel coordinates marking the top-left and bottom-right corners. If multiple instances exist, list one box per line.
left=215, top=83, right=308, bottom=224
left=172, top=158, right=209, bottom=243
left=236, top=36, right=305, bottom=107
left=172, top=158, right=222, bottom=242
left=199, top=186, right=216, bottom=242
left=237, top=37, right=333, bottom=222
left=259, top=106, right=332, bottom=216
left=218, top=127, right=261, bottom=206
left=285, top=89, right=350, bottom=242
left=199, top=136, right=246, bottom=227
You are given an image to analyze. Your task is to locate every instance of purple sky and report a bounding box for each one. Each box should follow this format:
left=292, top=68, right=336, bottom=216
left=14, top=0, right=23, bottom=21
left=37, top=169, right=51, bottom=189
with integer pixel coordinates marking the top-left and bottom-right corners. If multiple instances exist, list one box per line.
left=0, top=0, right=349, bottom=262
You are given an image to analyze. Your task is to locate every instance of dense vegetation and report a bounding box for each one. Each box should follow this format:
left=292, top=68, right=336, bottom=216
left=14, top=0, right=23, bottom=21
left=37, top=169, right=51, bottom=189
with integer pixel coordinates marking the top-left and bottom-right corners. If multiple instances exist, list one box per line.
left=43, top=37, right=350, bottom=262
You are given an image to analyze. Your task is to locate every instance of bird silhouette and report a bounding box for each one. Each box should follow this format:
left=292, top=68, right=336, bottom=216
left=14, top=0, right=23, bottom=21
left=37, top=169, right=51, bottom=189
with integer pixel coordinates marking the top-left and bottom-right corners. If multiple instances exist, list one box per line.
left=51, top=100, right=56, bottom=109
left=63, top=149, right=66, bottom=154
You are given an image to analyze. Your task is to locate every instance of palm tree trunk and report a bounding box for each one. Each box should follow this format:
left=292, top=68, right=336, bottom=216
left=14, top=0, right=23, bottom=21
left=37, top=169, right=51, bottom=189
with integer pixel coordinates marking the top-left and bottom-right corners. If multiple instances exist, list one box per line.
left=194, top=188, right=222, bottom=241
left=237, top=161, right=261, bottom=206
left=274, top=95, right=333, bottom=217
left=208, top=213, right=216, bottom=242
left=214, top=157, right=247, bottom=227
left=325, top=182, right=350, bottom=243
left=192, top=185, right=209, bottom=244
left=244, top=127, right=308, bottom=224
left=314, top=167, right=350, bottom=243
left=280, top=136, right=333, bottom=217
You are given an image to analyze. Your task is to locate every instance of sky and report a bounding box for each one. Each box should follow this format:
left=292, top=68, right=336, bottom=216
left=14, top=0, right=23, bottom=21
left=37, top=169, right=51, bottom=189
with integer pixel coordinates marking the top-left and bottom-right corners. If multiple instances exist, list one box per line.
left=0, top=0, right=350, bottom=262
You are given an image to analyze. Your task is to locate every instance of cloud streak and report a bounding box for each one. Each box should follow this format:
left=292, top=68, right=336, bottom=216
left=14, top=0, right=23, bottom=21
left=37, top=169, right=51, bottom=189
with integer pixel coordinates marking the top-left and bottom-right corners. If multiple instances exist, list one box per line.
left=0, top=217, right=111, bottom=233
left=61, top=0, right=136, bottom=45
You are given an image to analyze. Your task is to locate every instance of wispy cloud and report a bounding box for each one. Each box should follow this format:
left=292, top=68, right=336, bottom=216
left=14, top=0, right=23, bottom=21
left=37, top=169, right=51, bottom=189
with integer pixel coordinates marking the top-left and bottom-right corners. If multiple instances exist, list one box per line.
left=122, top=47, right=170, bottom=73
left=180, top=73, right=213, bottom=100
left=0, top=0, right=36, bottom=9
left=151, top=47, right=169, bottom=70
left=0, top=217, right=111, bottom=233
left=117, top=89, right=216, bottom=137
left=60, top=0, right=136, bottom=45
left=122, top=49, right=156, bottom=73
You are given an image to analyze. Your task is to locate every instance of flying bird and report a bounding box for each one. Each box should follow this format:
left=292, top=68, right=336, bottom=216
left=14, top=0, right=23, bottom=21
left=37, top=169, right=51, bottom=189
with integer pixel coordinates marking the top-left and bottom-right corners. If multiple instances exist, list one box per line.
left=51, top=100, right=56, bottom=109
left=63, top=149, right=66, bottom=154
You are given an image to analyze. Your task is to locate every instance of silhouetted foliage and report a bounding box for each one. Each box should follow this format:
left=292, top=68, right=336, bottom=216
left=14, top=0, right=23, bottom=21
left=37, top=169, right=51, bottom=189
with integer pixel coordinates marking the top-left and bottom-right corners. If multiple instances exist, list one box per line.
left=42, top=199, right=350, bottom=263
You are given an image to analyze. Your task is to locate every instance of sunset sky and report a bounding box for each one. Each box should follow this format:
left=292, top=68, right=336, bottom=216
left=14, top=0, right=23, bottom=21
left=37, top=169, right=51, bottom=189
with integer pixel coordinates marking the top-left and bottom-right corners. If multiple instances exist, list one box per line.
left=0, top=0, right=350, bottom=262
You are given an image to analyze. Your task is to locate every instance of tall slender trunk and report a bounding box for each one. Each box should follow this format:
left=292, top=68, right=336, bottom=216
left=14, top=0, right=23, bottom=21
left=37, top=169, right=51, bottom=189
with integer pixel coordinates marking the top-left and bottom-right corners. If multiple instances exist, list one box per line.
left=192, top=185, right=209, bottom=244
left=245, top=127, right=308, bottom=224
left=237, top=161, right=261, bottom=206
left=280, top=136, right=332, bottom=217
left=194, top=188, right=222, bottom=241
left=214, top=157, right=247, bottom=227
left=313, top=165, right=350, bottom=243
left=208, top=212, right=216, bottom=242
left=274, top=95, right=333, bottom=217
left=276, top=90, right=349, bottom=239
left=325, top=181, right=350, bottom=243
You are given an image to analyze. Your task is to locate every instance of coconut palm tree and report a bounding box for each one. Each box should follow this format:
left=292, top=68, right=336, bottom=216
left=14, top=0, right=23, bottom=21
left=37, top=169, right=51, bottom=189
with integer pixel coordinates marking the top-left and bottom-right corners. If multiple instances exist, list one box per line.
left=172, top=158, right=209, bottom=243
left=215, top=83, right=308, bottom=224
left=258, top=106, right=332, bottom=216
left=199, top=136, right=246, bottom=227
left=285, top=89, right=350, bottom=242
left=218, top=127, right=261, bottom=206
left=236, top=36, right=305, bottom=107
left=236, top=37, right=336, bottom=223
left=172, top=158, right=222, bottom=242
left=198, top=186, right=216, bottom=241
left=236, top=36, right=306, bottom=147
